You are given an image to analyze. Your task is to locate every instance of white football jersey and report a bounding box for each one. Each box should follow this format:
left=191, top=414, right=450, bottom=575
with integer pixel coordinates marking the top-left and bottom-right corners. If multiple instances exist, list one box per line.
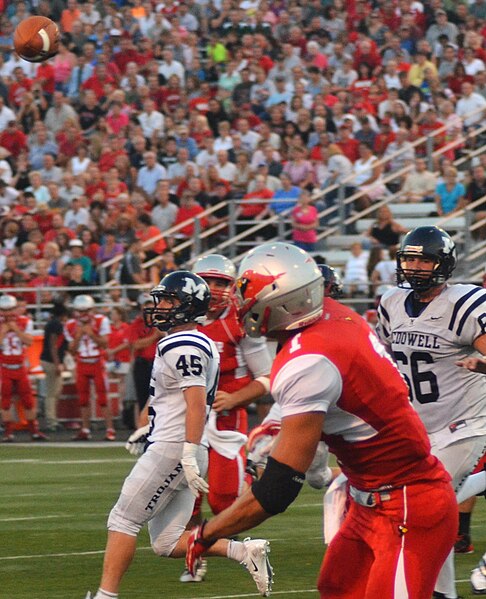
left=377, top=284, right=486, bottom=436
left=147, top=329, right=220, bottom=443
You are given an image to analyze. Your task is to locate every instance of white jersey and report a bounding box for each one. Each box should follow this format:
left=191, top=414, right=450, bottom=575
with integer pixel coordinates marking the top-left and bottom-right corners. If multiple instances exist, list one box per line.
left=147, top=329, right=220, bottom=444
left=377, top=284, right=486, bottom=439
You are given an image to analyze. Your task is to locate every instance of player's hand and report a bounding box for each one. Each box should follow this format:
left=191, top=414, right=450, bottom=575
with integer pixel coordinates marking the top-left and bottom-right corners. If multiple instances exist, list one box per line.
left=455, top=357, right=486, bottom=374
left=125, top=424, right=150, bottom=456
left=181, top=442, right=209, bottom=496
left=212, top=390, right=236, bottom=412
left=186, top=521, right=215, bottom=576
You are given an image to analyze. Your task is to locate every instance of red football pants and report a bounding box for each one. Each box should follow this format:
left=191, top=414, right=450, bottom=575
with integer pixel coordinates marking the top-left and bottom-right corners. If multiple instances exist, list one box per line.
left=318, top=480, right=457, bottom=599
left=76, top=361, right=108, bottom=407
left=1, top=366, right=34, bottom=410
left=207, top=407, right=248, bottom=515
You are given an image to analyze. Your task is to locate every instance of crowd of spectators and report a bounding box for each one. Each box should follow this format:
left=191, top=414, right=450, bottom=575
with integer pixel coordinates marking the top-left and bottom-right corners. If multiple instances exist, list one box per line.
left=1, top=0, right=486, bottom=306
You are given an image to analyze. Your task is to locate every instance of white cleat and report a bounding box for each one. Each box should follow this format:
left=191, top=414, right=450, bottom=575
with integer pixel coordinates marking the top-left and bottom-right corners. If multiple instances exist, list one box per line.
left=84, top=593, right=92, bottom=599
left=180, top=558, right=207, bottom=583
left=471, top=557, right=486, bottom=594
left=240, top=538, right=273, bottom=597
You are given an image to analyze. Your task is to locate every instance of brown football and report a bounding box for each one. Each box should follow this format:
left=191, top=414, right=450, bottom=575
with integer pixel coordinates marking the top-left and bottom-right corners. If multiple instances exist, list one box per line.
left=13, top=16, right=60, bottom=63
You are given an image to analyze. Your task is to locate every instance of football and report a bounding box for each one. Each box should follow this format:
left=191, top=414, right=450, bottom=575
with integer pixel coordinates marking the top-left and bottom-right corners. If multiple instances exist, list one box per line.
left=13, top=16, right=60, bottom=63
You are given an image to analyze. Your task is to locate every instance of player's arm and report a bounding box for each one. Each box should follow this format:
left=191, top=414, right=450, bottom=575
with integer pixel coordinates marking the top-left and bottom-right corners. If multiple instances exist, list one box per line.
left=456, top=333, right=486, bottom=373
left=212, top=336, right=272, bottom=412
left=184, top=386, right=208, bottom=445
left=9, top=321, right=33, bottom=346
left=190, top=411, right=324, bottom=543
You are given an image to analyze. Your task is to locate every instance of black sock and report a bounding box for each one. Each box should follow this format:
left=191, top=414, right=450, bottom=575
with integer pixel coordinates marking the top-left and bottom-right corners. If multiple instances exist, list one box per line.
left=458, top=511, right=471, bottom=536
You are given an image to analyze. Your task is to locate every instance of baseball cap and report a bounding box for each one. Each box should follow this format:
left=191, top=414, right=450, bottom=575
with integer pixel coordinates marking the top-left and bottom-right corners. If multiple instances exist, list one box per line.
left=137, top=293, right=152, bottom=306
left=69, top=239, right=83, bottom=248
left=109, top=28, right=122, bottom=36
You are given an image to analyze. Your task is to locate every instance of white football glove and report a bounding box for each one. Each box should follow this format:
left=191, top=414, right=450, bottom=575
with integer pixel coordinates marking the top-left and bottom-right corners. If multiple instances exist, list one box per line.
left=181, top=442, right=209, bottom=496
left=125, top=424, right=150, bottom=456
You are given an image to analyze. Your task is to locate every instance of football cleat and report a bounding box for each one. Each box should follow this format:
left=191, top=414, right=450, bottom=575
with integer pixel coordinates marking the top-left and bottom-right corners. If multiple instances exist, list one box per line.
left=454, top=533, right=474, bottom=554
left=180, top=559, right=207, bottom=583
left=84, top=593, right=92, bottom=599
left=471, top=555, right=486, bottom=595
left=32, top=432, right=48, bottom=441
left=104, top=428, right=116, bottom=442
left=240, top=538, right=273, bottom=597
left=72, top=429, right=92, bottom=441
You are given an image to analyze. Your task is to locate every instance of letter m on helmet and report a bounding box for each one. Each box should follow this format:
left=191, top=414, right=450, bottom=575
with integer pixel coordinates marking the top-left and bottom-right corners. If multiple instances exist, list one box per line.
left=182, top=276, right=207, bottom=301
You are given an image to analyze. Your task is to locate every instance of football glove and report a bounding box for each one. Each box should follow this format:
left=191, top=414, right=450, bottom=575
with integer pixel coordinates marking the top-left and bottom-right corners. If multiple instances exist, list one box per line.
left=125, top=424, right=150, bottom=456
left=186, top=521, right=215, bottom=577
left=181, top=442, right=209, bottom=496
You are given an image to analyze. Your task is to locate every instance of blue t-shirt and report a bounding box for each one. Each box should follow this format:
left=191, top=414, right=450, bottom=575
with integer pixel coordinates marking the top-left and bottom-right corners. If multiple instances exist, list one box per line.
left=436, top=181, right=465, bottom=214
left=271, top=187, right=300, bottom=214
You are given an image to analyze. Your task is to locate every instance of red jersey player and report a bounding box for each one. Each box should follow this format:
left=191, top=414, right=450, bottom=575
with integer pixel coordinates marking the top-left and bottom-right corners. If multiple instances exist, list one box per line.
left=64, top=295, right=114, bottom=441
left=0, top=294, right=47, bottom=442
left=186, top=242, right=458, bottom=599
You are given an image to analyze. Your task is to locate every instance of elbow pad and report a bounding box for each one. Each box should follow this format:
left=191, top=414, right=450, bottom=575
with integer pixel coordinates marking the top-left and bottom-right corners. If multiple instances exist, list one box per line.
left=251, top=456, right=305, bottom=515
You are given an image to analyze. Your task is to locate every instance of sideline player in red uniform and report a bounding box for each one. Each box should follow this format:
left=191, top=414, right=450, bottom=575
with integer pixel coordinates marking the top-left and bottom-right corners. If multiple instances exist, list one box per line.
left=0, top=294, right=47, bottom=442
left=186, top=242, right=458, bottom=599
left=64, top=294, right=114, bottom=441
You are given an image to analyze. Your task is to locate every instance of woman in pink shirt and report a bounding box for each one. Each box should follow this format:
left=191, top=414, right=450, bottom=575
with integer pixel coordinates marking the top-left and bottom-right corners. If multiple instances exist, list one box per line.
left=291, top=189, right=319, bottom=252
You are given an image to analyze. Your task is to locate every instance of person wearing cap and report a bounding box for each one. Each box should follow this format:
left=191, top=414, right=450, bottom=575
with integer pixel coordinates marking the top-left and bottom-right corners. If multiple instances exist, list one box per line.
left=127, top=293, right=164, bottom=426
left=69, top=238, right=93, bottom=282
left=426, top=9, right=458, bottom=49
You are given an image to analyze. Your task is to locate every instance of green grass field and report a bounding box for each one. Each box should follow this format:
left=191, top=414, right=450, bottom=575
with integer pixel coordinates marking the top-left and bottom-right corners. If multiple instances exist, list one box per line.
left=0, top=445, right=484, bottom=599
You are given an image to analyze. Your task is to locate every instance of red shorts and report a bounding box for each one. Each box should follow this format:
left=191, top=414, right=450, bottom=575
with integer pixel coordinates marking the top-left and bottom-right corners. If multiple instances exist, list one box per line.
left=318, top=480, right=457, bottom=599
left=1, top=365, right=34, bottom=410
left=75, top=360, right=108, bottom=407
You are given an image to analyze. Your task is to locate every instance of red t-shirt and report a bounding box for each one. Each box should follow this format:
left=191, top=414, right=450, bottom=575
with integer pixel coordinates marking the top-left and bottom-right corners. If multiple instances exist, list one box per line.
left=108, top=322, right=131, bottom=362
left=128, top=315, right=158, bottom=361
left=240, top=188, right=273, bottom=217
left=174, top=203, right=207, bottom=236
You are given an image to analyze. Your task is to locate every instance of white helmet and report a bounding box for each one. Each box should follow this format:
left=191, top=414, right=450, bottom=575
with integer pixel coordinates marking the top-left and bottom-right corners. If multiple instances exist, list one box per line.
left=192, top=254, right=236, bottom=282
left=72, top=294, right=95, bottom=311
left=0, top=294, right=18, bottom=310
left=236, top=242, right=324, bottom=338
left=193, top=254, right=236, bottom=311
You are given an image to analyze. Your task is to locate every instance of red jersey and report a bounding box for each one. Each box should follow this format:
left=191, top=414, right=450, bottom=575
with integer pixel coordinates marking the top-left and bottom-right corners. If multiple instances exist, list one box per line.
left=270, top=298, right=449, bottom=490
left=128, top=315, right=158, bottom=361
left=64, top=314, right=110, bottom=360
left=198, top=305, right=252, bottom=394
left=0, top=315, right=33, bottom=365
left=108, top=322, right=131, bottom=362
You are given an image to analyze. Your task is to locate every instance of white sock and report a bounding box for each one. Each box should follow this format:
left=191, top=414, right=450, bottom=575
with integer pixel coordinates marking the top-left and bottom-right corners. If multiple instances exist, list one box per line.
left=94, top=589, right=118, bottom=599
left=227, top=539, right=246, bottom=562
left=456, top=470, right=486, bottom=503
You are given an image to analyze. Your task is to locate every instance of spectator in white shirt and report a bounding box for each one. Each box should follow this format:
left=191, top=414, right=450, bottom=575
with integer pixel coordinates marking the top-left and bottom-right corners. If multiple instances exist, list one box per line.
left=39, top=153, right=64, bottom=185
left=214, top=121, right=234, bottom=152
left=167, top=148, right=198, bottom=189
left=138, top=99, right=165, bottom=140
left=456, top=81, right=486, bottom=127
left=343, top=241, right=370, bottom=297
left=64, top=198, right=90, bottom=230
left=158, top=47, right=185, bottom=84
left=0, top=97, right=16, bottom=131
left=215, top=150, right=237, bottom=182
left=120, top=62, right=146, bottom=92
left=136, top=151, right=167, bottom=196
left=195, top=136, right=218, bottom=169
left=236, top=118, right=261, bottom=153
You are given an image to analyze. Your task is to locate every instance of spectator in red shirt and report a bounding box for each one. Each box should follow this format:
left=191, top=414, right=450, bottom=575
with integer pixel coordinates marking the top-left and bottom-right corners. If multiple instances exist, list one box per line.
left=160, top=74, right=183, bottom=115
left=113, top=34, right=143, bottom=75
left=106, top=306, right=131, bottom=414
left=26, top=258, right=62, bottom=306
left=127, top=293, right=163, bottom=423
left=81, top=63, right=116, bottom=100
left=336, top=124, right=361, bottom=163
left=34, top=62, right=55, bottom=97
left=418, top=107, right=445, bottom=156
left=8, top=67, right=32, bottom=108
left=135, top=213, right=167, bottom=260
left=374, top=118, right=396, bottom=156
left=44, top=213, right=77, bottom=243
left=0, top=120, right=27, bottom=159
left=174, top=191, right=207, bottom=238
